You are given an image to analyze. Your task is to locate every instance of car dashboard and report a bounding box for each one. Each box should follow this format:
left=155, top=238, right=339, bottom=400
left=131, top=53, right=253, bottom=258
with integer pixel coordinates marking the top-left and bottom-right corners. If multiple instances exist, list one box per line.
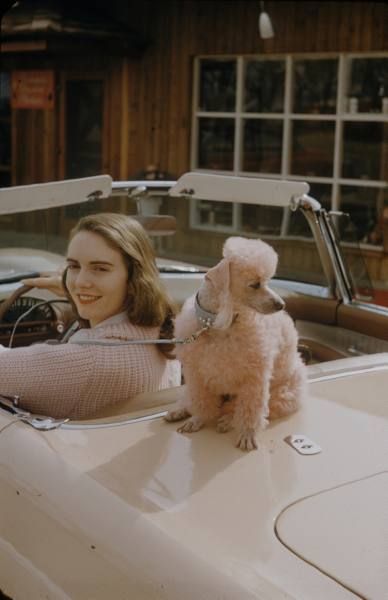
left=0, top=295, right=72, bottom=348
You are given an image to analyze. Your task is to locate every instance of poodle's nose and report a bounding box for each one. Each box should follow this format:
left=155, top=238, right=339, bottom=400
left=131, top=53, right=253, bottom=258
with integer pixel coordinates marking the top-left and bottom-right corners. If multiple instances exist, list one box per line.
left=274, top=298, right=285, bottom=311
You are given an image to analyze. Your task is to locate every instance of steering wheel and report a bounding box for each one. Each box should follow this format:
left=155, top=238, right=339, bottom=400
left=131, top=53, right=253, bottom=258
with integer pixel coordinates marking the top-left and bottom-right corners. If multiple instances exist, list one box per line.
left=0, top=283, right=76, bottom=348
left=0, top=284, right=33, bottom=323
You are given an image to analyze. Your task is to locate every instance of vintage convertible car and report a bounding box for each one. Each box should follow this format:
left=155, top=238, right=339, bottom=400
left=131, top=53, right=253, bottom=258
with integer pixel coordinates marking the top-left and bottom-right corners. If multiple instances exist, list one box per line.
left=0, top=174, right=387, bottom=599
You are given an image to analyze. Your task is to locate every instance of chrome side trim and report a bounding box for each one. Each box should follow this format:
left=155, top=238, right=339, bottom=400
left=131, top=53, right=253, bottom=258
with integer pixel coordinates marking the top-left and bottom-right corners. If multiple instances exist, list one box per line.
left=308, top=364, right=388, bottom=384
left=0, top=392, right=167, bottom=431
left=0, top=395, right=70, bottom=430
left=61, top=410, right=168, bottom=430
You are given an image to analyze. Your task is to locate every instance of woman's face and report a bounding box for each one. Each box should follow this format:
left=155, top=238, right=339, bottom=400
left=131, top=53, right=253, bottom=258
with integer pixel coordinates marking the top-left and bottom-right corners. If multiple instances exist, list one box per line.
left=66, top=230, right=129, bottom=327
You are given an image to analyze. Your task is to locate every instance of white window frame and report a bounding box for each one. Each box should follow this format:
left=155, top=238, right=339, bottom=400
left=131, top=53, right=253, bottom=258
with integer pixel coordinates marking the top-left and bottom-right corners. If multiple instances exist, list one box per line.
left=190, top=52, right=388, bottom=246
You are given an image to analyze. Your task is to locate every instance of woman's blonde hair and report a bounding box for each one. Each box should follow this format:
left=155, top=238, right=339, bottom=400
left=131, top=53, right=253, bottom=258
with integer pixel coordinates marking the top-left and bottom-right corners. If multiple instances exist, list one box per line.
left=64, top=213, right=176, bottom=358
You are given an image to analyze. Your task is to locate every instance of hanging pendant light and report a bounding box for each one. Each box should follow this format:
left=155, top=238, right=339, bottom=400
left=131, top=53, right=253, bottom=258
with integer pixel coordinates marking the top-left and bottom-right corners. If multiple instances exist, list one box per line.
left=258, top=1, right=274, bottom=39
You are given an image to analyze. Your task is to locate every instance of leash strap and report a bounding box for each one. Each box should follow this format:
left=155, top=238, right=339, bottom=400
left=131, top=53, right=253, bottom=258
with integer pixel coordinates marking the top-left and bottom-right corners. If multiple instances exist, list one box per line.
left=70, top=323, right=211, bottom=347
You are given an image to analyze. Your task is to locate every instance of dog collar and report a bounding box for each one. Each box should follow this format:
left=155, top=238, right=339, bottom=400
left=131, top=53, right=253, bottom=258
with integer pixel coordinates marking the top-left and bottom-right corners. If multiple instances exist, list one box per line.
left=194, top=293, right=217, bottom=327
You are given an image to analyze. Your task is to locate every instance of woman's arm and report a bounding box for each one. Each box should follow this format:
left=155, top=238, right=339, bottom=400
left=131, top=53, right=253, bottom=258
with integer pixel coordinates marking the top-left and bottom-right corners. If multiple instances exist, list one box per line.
left=0, top=321, right=181, bottom=420
left=0, top=343, right=94, bottom=418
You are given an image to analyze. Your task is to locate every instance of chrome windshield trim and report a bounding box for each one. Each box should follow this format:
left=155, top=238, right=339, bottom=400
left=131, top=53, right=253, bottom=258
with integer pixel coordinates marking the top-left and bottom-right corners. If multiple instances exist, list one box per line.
left=300, top=208, right=337, bottom=296
left=111, top=180, right=176, bottom=195
left=158, top=265, right=206, bottom=273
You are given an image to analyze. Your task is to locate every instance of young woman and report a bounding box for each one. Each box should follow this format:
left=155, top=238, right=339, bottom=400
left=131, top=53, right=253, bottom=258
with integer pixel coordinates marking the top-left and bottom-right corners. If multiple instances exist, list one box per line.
left=0, top=213, right=181, bottom=419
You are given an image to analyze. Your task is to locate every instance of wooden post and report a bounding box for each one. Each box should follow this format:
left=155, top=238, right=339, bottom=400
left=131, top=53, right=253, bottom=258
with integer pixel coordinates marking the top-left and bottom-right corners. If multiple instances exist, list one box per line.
left=383, top=206, right=388, bottom=254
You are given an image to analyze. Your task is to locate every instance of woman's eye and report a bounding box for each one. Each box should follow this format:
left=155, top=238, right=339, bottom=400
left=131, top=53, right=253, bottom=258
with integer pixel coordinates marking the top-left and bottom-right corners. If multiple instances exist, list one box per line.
left=67, top=264, right=79, bottom=270
left=249, top=282, right=261, bottom=289
left=93, top=266, right=109, bottom=272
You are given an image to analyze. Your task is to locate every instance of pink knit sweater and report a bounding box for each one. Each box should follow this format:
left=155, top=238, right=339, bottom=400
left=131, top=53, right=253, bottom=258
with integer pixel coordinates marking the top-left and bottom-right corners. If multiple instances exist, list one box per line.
left=0, top=312, right=181, bottom=419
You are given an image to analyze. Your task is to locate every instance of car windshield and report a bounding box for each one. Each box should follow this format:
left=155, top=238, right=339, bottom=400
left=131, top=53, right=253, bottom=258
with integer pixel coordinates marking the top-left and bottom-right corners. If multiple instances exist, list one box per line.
left=158, top=194, right=329, bottom=289
left=0, top=183, right=385, bottom=306
left=0, top=192, right=327, bottom=284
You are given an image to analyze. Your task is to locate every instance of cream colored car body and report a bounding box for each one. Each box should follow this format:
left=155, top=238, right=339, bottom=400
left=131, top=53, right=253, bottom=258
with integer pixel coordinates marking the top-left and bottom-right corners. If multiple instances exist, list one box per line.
left=0, top=353, right=387, bottom=599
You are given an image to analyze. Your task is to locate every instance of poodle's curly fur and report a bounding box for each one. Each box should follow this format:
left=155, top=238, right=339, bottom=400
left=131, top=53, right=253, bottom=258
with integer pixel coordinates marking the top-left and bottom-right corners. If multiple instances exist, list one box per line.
left=165, top=236, right=307, bottom=451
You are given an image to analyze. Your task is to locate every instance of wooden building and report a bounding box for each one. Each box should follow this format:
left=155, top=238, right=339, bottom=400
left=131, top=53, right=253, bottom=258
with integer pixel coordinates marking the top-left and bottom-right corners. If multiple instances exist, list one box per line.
left=0, top=0, right=387, bottom=291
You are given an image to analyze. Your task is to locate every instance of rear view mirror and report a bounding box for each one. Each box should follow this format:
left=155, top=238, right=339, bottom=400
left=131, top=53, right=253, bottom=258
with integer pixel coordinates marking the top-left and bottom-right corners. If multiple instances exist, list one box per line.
left=132, top=215, right=176, bottom=236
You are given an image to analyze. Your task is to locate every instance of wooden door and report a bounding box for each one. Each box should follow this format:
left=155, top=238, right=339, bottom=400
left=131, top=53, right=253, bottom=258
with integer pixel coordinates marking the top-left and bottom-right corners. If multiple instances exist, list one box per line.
left=59, top=73, right=108, bottom=180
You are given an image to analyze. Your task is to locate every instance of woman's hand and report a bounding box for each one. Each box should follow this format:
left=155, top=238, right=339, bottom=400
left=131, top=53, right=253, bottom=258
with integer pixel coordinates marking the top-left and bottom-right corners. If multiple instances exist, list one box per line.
left=21, top=270, right=66, bottom=297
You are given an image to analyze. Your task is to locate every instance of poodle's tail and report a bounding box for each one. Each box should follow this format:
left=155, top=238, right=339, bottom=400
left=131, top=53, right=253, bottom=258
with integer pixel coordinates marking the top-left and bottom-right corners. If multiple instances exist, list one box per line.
left=268, top=365, right=307, bottom=421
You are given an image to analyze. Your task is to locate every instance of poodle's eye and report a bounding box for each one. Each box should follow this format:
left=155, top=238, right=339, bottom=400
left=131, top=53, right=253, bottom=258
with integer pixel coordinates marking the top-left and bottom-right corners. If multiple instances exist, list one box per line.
left=249, top=281, right=261, bottom=290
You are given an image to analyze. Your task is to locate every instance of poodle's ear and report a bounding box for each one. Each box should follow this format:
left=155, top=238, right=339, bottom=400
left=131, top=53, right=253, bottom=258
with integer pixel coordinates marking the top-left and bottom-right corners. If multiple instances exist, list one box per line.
left=205, top=258, right=234, bottom=329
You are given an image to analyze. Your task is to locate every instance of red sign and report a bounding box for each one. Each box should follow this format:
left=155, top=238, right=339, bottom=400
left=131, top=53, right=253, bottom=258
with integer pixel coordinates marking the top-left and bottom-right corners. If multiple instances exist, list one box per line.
left=11, top=70, right=54, bottom=110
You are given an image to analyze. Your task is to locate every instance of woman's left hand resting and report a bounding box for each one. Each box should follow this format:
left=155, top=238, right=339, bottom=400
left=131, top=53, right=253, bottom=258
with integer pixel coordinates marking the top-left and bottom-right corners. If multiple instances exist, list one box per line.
left=21, top=271, right=66, bottom=297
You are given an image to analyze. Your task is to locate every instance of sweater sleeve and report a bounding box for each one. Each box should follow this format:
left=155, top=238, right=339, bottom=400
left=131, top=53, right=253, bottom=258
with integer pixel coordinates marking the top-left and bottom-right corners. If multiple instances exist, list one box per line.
left=0, top=316, right=181, bottom=420
left=0, top=343, right=95, bottom=418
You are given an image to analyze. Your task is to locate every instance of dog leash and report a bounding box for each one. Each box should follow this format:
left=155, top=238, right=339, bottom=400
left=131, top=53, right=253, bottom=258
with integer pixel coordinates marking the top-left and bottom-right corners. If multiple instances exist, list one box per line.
left=70, top=326, right=210, bottom=347
left=70, top=294, right=216, bottom=348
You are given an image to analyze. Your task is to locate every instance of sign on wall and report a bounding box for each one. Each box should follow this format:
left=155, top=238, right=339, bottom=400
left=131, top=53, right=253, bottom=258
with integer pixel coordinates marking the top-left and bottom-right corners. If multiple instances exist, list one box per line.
left=11, top=70, right=54, bottom=110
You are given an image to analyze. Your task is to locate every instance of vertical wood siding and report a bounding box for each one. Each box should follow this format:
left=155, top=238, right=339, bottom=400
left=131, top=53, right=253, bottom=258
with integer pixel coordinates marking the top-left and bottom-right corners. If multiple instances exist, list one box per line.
left=6, top=1, right=386, bottom=183
left=123, top=0, right=387, bottom=178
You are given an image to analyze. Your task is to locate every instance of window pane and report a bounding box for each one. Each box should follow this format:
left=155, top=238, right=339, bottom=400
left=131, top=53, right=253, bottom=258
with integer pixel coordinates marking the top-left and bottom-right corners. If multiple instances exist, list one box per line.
left=339, top=186, right=382, bottom=243
left=288, top=183, right=332, bottom=237
left=342, top=122, right=387, bottom=181
left=291, top=121, right=335, bottom=177
left=293, top=59, right=338, bottom=114
left=241, top=205, right=283, bottom=235
left=347, top=58, right=388, bottom=114
left=0, top=172, right=11, bottom=186
left=65, top=80, right=103, bottom=178
left=199, top=59, right=236, bottom=112
left=197, top=117, right=234, bottom=170
left=242, top=119, right=283, bottom=173
left=0, top=72, right=10, bottom=117
left=244, top=60, right=285, bottom=112
left=275, top=239, right=327, bottom=286
left=0, top=120, right=11, bottom=167
left=197, top=200, right=233, bottom=228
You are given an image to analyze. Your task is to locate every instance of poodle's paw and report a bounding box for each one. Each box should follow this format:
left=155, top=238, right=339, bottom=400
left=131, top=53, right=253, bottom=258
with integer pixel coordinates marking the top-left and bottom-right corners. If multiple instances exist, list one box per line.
left=216, top=414, right=234, bottom=433
left=177, top=416, right=204, bottom=434
left=164, top=408, right=191, bottom=422
left=236, top=428, right=258, bottom=451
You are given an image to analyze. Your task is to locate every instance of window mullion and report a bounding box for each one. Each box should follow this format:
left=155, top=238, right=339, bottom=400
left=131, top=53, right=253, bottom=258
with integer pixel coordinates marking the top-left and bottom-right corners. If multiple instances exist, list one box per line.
left=280, top=55, right=293, bottom=236
left=332, top=54, right=346, bottom=211
left=190, top=58, right=200, bottom=170
left=233, top=57, right=244, bottom=230
left=282, top=55, right=293, bottom=177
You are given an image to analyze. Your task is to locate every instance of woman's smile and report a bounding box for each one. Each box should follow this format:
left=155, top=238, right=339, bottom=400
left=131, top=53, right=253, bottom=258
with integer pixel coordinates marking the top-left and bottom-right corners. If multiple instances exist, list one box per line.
left=77, top=294, right=102, bottom=304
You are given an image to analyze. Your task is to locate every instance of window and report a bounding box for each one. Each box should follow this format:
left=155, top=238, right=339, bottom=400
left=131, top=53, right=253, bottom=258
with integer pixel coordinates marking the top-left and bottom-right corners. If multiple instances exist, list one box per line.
left=191, top=54, right=388, bottom=246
